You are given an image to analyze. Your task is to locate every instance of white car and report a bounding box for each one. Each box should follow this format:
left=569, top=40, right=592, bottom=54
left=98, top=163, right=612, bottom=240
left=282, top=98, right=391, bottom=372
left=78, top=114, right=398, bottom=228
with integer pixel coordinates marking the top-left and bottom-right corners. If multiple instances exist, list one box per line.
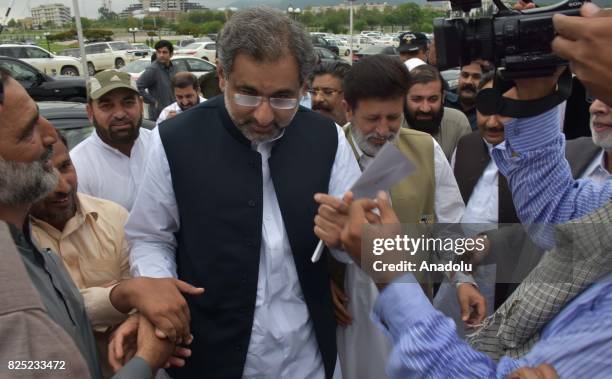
left=84, top=41, right=148, bottom=75
left=326, top=38, right=351, bottom=57
left=131, top=43, right=155, bottom=55
left=0, top=44, right=82, bottom=76
left=176, top=42, right=217, bottom=62
left=119, top=56, right=217, bottom=82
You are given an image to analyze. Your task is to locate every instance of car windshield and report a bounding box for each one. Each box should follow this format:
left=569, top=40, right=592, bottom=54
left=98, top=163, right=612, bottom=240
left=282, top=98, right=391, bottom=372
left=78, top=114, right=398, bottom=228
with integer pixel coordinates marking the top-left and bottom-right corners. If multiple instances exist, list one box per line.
left=120, top=60, right=150, bottom=73
left=109, top=42, right=132, bottom=51
left=184, top=43, right=204, bottom=49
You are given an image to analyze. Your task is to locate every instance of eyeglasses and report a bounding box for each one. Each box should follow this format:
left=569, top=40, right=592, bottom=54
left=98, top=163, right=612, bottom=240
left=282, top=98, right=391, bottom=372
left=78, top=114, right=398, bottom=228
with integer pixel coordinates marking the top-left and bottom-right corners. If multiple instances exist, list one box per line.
left=586, top=92, right=596, bottom=104
left=307, top=88, right=343, bottom=97
left=233, top=93, right=298, bottom=110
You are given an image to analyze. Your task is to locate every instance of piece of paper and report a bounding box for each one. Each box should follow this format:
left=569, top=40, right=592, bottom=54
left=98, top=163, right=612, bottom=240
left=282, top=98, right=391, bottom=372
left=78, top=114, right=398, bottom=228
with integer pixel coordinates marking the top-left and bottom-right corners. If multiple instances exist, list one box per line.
left=312, top=142, right=415, bottom=262
left=350, top=142, right=416, bottom=200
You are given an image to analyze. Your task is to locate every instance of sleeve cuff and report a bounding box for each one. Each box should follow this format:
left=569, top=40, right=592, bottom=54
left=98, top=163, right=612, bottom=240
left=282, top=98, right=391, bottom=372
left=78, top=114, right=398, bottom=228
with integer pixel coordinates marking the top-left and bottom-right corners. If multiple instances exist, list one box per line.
left=82, top=284, right=128, bottom=330
left=501, top=105, right=562, bottom=155
left=112, top=356, right=152, bottom=379
left=372, top=273, right=436, bottom=343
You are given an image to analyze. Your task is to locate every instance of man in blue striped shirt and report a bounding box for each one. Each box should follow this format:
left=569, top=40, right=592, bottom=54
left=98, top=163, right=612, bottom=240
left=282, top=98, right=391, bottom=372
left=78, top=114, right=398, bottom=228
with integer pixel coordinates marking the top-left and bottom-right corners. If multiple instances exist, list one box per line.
left=341, top=192, right=611, bottom=379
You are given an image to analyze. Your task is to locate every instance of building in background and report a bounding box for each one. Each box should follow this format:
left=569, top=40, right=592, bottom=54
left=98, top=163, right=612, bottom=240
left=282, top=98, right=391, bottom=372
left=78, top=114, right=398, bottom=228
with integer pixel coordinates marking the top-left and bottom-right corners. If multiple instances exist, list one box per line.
left=120, top=0, right=207, bottom=20
left=31, top=3, right=71, bottom=28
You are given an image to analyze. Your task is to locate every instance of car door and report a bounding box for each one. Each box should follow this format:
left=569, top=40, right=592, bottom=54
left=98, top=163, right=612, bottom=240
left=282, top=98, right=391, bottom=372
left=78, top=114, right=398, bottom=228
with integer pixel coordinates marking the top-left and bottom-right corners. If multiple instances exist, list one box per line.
left=201, top=43, right=216, bottom=62
left=23, top=46, right=57, bottom=76
left=172, top=58, right=189, bottom=74
left=185, top=58, right=215, bottom=78
left=0, top=59, right=56, bottom=101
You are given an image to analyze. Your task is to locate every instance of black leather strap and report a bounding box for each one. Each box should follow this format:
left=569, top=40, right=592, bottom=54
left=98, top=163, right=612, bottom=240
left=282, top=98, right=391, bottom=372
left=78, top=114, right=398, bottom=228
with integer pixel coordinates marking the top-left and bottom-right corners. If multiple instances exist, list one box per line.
left=476, top=67, right=572, bottom=118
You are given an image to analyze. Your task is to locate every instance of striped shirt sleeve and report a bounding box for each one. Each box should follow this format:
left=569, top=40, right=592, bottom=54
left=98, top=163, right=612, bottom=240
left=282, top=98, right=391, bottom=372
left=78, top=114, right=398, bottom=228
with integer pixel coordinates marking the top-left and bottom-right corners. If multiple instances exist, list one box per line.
left=491, top=105, right=612, bottom=249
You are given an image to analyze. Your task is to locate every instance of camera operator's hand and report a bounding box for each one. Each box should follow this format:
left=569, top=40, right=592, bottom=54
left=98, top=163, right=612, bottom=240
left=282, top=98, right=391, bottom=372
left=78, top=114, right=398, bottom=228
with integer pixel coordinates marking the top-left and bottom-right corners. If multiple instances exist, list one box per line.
left=504, top=67, right=564, bottom=101
left=552, top=3, right=612, bottom=106
left=513, top=0, right=535, bottom=11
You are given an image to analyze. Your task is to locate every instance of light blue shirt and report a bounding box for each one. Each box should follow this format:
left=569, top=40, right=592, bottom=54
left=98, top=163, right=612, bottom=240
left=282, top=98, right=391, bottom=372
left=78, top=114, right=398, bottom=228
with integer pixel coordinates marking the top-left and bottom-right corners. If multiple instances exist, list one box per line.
left=490, top=106, right=612, bottom=249
left=373, top=272, right=612, bottom=378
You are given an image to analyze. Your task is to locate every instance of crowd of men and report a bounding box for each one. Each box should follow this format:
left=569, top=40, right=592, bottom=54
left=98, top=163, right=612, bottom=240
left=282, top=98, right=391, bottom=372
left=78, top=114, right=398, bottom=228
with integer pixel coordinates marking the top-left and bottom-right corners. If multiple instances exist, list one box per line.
left=0, top=3, right=611, bottom=379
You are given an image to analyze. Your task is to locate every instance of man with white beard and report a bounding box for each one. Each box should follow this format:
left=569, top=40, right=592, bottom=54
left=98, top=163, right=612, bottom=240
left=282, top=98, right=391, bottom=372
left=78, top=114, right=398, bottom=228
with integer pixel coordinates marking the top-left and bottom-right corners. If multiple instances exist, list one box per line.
left=565, top=98, right=612, bottom=182
left=314, top=55, right=468, bottom=379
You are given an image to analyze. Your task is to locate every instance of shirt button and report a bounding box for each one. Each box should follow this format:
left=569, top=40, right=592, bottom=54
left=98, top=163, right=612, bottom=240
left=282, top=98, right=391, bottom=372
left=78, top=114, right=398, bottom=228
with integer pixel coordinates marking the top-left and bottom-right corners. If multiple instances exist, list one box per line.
left=248, top=200, right=256, bottom=207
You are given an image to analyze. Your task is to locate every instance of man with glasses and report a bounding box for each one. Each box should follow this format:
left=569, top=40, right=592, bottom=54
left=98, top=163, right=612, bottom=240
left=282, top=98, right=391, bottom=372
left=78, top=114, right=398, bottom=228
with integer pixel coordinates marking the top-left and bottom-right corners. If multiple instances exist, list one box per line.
left=309, top=61, right=351, bottom=126
left=125, top=6, right=360, bottom=378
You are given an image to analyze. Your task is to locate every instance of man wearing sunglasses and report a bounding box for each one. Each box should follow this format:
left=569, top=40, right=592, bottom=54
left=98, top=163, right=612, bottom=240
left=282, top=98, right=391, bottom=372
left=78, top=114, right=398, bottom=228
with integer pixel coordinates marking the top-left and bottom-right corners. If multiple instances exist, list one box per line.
left=125, top=6, right=361, bottom=379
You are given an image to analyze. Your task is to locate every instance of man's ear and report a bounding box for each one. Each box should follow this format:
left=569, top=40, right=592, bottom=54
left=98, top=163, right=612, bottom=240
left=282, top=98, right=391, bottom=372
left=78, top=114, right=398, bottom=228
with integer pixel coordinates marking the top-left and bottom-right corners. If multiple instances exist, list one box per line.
left=217, top=66, right=226, bottom=92
left=342, top=99, right=353, bottom=122
left=86, top=102, right=94, bottom=124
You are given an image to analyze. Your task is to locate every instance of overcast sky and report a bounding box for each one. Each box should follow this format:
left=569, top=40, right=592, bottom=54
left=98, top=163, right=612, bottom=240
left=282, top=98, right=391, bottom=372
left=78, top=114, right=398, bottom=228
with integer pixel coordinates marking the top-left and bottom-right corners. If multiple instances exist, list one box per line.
left=0, top=0, right=219, bottom=20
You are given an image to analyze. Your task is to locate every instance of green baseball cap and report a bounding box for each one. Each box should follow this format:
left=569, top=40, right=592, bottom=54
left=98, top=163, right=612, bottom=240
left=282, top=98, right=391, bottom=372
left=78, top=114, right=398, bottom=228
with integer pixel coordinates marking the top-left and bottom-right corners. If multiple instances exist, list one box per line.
left=89, top=69, right=138, bottom=100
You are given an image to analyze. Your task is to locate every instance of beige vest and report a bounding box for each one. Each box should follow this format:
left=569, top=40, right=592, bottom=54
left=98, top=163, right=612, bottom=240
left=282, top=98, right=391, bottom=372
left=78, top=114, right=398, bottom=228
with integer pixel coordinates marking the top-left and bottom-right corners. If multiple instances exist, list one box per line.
left=344, top=124, right=436, bottom=222
left=344, top=124, right=436, bottom=296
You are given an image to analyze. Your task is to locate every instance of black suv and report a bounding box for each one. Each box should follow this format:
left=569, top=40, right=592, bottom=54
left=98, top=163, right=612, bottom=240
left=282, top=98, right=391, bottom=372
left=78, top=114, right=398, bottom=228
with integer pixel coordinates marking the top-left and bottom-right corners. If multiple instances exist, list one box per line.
left=0, top=56, right=87, bottom=102
left=311, top=35, right=339, bottom=56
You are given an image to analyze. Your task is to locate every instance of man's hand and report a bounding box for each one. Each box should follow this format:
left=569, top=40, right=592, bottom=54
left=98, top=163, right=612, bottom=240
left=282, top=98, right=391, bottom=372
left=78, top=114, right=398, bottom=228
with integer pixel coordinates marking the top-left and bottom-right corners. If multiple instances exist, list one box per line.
left=167, top=110, right=177, bottom=119
left=330, top=280, right=352, bottom=327
left=109, top=277, right=204, bottom=344
left=341, top=191, right=400, bottom=266
left=507, top=364, right=559, bottom=379
left=513, top=0, right=535, bottom=10
left=109, top=314, right=193, bottom=373
left=552, top=3, right=612, bottom=106
left=508, top=67, right=565, bottom=101
left=134, top=315, right=174, bottom=371
left=314, top=192, right=353, bottom=249
left=456, top=283, right=487, bottom=328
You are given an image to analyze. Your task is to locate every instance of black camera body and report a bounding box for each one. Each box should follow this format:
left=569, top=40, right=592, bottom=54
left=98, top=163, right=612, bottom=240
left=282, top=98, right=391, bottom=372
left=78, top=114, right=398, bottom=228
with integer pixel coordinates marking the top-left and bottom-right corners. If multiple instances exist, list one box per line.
left=433, top=0, right=586, bottom=78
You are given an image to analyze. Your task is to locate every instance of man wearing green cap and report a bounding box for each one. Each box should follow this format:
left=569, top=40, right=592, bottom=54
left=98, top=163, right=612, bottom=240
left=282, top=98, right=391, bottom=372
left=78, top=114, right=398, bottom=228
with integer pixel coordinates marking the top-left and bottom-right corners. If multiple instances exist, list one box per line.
left=71, top=69, right=152, bottom=211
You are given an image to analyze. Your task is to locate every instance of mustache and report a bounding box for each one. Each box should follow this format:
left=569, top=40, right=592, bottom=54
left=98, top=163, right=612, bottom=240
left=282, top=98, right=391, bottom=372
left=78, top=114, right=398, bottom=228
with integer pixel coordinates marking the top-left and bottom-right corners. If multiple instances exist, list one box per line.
left=110, top=118, right=135, bottom=126
left=312, top=102, right=331, bottom=112
left=485, top=126, right=504, bottom=133
left=366, top=131, right=396, bottom=141
left=460, top=84, right=477, bottom=93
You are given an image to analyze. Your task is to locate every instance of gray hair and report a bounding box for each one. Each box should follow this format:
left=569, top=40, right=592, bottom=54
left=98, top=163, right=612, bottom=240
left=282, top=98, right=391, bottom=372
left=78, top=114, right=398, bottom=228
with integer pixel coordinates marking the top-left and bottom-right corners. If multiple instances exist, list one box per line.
left=217, top=6, right=315, bottom=85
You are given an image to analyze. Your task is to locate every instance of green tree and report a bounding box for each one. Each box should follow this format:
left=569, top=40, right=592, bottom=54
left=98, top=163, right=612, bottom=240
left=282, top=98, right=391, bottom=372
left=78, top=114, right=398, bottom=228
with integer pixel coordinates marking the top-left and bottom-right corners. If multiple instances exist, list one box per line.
left=7, top=18, right=17, bottom=28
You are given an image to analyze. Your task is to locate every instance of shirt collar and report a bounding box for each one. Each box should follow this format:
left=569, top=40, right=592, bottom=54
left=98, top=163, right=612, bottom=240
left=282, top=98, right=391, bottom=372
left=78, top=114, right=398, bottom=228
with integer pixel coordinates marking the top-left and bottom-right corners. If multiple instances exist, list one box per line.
left=584, top=149, right=608, bottom=178
left=30, top=193, right=98, bottom=239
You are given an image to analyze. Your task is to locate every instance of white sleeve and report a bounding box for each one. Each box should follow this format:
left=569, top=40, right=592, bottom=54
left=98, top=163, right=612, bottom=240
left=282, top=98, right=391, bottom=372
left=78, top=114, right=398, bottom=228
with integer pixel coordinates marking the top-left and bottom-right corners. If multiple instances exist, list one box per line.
left=126, top=127, right=180, bottom=278
left=328, top=124, right=362, bottom=263
left=156, top=105, right=171, bottom=127
left=433, top=138, right=465, bottom=224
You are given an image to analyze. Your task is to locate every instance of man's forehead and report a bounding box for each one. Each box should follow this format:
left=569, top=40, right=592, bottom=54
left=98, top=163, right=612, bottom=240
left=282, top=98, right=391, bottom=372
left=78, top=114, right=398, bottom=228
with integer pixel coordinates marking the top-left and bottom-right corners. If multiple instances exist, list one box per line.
left=409, top=81, right=442, bottom=95
left=312, top=74, right=342, bottom=86
left=462, top=63, right=482, bottom=74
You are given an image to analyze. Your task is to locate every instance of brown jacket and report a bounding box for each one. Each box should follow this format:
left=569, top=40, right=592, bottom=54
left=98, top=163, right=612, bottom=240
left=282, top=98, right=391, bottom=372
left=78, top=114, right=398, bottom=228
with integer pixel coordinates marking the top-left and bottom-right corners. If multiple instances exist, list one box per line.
left=0, top=221, right=91, bottom=378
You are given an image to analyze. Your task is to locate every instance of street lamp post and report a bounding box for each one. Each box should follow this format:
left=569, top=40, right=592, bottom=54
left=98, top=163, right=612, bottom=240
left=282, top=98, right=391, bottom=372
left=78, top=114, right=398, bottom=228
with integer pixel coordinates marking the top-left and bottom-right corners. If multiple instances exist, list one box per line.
left=287, top=5, right=301, bottom=21
left=43, top=32, right=50, bottom=51
left=128, top=27, right=138, bottom=43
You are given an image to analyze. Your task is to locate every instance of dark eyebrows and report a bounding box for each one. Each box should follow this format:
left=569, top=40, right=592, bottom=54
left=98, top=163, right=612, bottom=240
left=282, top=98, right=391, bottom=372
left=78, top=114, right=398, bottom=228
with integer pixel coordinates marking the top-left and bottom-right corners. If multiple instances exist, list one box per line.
left=20, top=105, right=40, bottom=141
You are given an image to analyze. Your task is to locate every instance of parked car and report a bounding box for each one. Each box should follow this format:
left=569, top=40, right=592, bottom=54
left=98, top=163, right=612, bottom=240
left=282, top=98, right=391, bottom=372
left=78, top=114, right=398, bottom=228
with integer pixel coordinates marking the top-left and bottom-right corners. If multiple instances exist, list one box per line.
left=0, top=56, right=87, bottom=102
left=352, top=45, right=398, bottom=62
left=314, top=47, right=341, bottom=64
left=39, top=101, right=155, bottom=150
left=176, top=42, right=217, bottom=62
left=311, top=34, right=339, bottom=55
left=83, top=41, right=147, bottom=75
left=0, top=44, right=81, bottom=76
left=325, top=38, right=351, bottom=56
left=120, top=56, right=216, bottom=81
left=347, top=36, right=375, bottom=54
left=131, top=43, right=155, bottom=55
left=177, top=37, right=213, bottom=48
